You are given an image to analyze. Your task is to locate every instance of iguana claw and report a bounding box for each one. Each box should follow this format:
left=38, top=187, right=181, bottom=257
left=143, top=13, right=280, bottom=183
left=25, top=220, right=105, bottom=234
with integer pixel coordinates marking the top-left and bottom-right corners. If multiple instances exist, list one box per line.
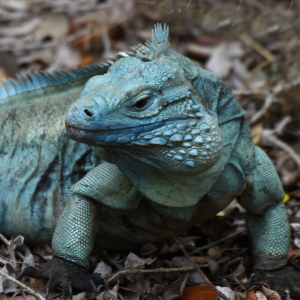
left=251, top=265, right=300, bottom=298
left=89, top=280, right=98, bottom=294
left=68, top=284, right=72, bottom=299
left=45, top=286, right=50, bottom=300
left=19, top=257, right=108, bottom=296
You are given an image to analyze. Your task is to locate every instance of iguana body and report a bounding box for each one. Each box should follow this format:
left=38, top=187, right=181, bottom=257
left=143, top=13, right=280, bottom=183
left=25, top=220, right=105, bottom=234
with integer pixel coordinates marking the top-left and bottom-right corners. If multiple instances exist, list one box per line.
left=0, top=64, right=110, bottom=241
left=0, top=24, right=297, bottom=296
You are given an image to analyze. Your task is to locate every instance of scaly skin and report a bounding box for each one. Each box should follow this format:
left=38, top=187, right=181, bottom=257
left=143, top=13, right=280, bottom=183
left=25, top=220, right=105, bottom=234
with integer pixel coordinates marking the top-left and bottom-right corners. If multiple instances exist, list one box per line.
left=4, top=24, right=298, bottom=296
left=0, top=60, right=118, bottom=242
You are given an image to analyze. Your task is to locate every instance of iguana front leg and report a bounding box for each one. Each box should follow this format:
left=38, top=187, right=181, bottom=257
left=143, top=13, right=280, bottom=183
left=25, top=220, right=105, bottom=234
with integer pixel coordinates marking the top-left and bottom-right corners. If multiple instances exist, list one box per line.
left=238, top=146, right=289, bottom=270
left=237, top=147, right=296, bottom=295
left=21, top=161, right=140, bottom=295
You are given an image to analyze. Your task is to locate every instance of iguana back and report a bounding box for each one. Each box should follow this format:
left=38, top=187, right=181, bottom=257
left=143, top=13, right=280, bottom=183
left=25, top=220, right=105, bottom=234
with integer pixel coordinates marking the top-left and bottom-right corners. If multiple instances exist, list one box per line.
left=0, top=62, right=121, bottom=242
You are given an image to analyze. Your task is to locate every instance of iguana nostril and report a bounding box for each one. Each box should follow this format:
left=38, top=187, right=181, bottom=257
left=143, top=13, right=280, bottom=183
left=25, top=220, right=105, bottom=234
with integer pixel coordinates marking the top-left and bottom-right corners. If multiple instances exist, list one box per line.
left=84, top=109, right=93, bottom=118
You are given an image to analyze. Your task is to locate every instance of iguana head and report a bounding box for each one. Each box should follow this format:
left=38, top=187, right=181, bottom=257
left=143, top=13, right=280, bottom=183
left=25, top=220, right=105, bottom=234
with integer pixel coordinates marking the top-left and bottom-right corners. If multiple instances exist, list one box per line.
left=66, top=24, right=222, bottom=175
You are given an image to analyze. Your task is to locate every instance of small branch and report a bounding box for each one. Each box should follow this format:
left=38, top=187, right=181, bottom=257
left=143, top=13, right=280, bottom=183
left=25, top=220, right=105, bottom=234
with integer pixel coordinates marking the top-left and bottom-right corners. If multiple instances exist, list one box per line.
left=9, top=236, right=16, bottom=269
left=263, top=132, right=300, bottom=170
left=108, top=266, right=195, bottom=283
left=0, top=234, right=10, bottom=246
left=273, top=116, right=292, bottom=135
left=238, top=33, right=275, bottom=62
left=249, top=93, right=274, bottom=126
left=273, top=78, right=300, bottom=95
left=197, top=230, right=246, bottom=252
left=0, top=270, right=45, bottom=300
left=232, top=89, right=266, bottom=97
left=108, top=249, right=248, bottom=284
left=167, top=230, right=230, bottom=300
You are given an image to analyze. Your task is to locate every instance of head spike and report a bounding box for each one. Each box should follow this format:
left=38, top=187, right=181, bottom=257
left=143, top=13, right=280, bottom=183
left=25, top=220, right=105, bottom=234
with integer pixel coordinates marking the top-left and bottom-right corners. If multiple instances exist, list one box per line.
left=0, top=83, right=8, bottom=99
left=10, top=78, right=22, bottom=94
left=3, top=80, right=16, bottom=96
left=41, top=72, right=54, bottom=86
left=54, top=71, right=68, bottom=84
left=28, top=72, right=41, bottom=89
left=35, top=72, right=48, bottom=87
left=49, top=73, right=60, bottom=86
left=60, top=70, right=77, bottom=81
left=22, top=75, right=34, bottom=91
left=149, top=23, right=171, bottom=59
left=70, top=68, right=83, bottom=80
left=16, top=74, right=27, bottom=91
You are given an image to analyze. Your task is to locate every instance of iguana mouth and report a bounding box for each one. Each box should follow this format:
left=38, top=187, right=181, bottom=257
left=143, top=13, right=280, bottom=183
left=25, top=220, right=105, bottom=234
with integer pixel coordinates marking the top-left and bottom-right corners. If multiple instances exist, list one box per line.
left=66, top=117, right=187, bottom=143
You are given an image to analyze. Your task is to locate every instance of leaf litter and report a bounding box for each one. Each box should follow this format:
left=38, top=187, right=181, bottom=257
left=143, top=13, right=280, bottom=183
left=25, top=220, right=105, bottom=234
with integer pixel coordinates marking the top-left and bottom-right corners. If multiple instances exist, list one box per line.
left=1, top=0, right=300, bottom=299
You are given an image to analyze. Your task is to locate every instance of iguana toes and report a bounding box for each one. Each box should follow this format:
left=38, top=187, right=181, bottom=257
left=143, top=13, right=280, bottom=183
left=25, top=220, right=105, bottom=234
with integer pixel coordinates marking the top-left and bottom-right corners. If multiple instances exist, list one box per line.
left=7, top=24, right=300, bottom=296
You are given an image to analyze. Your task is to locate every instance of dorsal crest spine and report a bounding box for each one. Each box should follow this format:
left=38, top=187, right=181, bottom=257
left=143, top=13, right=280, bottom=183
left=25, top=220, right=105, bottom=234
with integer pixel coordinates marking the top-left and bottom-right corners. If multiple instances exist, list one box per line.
left=0, top=52, right=133, bottom=101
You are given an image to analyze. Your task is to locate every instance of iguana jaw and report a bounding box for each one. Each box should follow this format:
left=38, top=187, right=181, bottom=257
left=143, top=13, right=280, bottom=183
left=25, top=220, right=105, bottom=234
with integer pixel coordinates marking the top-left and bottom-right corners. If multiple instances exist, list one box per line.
left=65, top=118, right=182, bottom=145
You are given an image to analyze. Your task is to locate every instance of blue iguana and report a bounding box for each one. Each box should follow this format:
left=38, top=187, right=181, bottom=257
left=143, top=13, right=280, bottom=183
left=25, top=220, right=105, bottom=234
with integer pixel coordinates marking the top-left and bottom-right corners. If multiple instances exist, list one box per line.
left=1, top=24, right=299, bottom=297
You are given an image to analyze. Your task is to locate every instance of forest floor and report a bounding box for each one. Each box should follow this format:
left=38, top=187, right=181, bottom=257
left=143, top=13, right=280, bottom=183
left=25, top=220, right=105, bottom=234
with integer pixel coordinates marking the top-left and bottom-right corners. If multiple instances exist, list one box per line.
left=0, top=1, right=300, bottom=300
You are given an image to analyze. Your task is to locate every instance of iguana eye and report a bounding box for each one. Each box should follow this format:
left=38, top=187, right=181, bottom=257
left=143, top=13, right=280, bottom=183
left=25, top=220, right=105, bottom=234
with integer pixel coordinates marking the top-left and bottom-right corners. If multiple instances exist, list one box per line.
left=134, top=97, right=150, bottom=109
left=132, top=94, right=153, bottom=111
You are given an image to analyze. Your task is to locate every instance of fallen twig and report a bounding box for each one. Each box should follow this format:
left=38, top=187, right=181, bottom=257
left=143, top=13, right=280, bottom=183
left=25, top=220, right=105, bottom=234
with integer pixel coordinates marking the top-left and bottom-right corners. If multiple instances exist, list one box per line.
left=0, top=270, right=45, bottom=300
left=9, top=236, right=16, bottom=269
left=108, top=266, right=195, bottom=283
left=0, top=234, right=10, bottom=246
left=263, top=131, right=300, bottom=170
left=108, top=249, right=247, bottom=284
left=169, top=231, right=231, bottom=300
left=248, top=77, right=300, bottom=127
left=197, top=230, right=247, bottom=252
left=249, top=93, right=274, bottom=126
left=239, top=33, right=275, bottom=62
left=273, top=78, right=300, bottom=95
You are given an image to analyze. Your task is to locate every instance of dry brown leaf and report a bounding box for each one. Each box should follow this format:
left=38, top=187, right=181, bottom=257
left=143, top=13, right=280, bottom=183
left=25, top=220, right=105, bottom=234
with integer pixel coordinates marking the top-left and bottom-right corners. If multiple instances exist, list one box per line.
left=185, top=43, right=214, bottom=60
left=118, top=287, right=139, bottom=300
left=252, top=123, right=264, bottom=146
left=22, top=247, right=35, bottom=269
left=77, top=55, right=94, bottom=67
left=151, top=284, right=165, bottom=296
left=290, top=223, right=300, bottom=248
left=72, top=292, right=86, bottom=300
left=182, top=285, right=217, bottom=300
left=13, top=296, right=37, bottom=300
left=103, top=291, right=118, bottom=300
left=124, top=252, right=155, bottom=270
left=94, top=260, right=112, bottom=275
left=128, top=278, right=150, bottom=296
left=290, top=189, right=300, bottom=198
left=30, top=278, right=46, bottom=291
left=188, top=270, right=206, bottom=284
left=288, top=248, right=300, bottom=258
left=245, top=285, right=264, bottom=300
left=140, top=244, right=157, bottom=257
left=205, top=42, right=244, bottom=78
left=0, top=264, right=18, bottom=294
left=256, top=290, right=268, bottom=300
left=261, top=286, right=281, bottom=300
left=162, top=274, right=189, bottom=300
left=189, top=256, right=206, bottom=264
left=207, top=247, right=222, bottom=260
left=167, top=256, right=192, bottom=268
left=0, top=68, right=8, bottom=84
left=216, top=286, right=235, bottom=300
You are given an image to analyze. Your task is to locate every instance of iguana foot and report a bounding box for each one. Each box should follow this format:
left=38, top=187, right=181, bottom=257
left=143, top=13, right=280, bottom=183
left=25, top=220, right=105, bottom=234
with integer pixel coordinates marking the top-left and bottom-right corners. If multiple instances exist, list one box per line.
left=251, top=265, right=300, bottom=298
left=19, top=257, right=108, bottom=298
